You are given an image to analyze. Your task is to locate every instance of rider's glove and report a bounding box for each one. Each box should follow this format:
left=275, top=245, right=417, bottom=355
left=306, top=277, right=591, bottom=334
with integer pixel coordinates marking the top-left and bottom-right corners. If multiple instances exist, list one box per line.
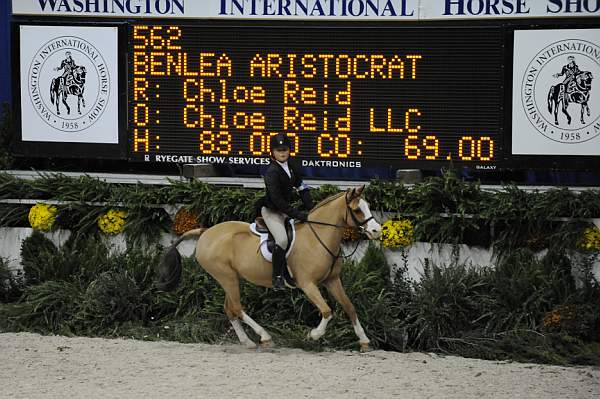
left=296, top=211, right=309, bottom=222
left=299, top=188, right=314, bottom=210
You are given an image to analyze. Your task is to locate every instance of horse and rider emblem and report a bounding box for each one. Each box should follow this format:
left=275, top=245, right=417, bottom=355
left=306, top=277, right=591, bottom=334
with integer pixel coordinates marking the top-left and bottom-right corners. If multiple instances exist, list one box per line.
left=22, top=27, right=117, bottom=142
left=548, top=55, right=594, bottom=126
left=516, top=32, right=600, bottom=149
left=50, top=51, right=87, bottom=115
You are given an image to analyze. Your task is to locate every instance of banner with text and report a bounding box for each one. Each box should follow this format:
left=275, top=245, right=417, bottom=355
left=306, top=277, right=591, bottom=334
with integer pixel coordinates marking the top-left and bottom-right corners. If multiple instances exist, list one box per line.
left=12, top=0, right=600, bottom=20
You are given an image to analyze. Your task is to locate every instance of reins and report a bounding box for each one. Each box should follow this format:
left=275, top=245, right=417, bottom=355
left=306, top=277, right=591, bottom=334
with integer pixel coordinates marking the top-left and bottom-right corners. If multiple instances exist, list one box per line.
left=302, top=191, right=374, bottom=272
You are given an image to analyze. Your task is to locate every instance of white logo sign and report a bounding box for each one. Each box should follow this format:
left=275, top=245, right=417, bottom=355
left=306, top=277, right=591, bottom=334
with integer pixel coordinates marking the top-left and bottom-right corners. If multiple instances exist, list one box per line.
left=20, top=26, right=118, bottom=143
left=512, top=29, right=600, bottom=156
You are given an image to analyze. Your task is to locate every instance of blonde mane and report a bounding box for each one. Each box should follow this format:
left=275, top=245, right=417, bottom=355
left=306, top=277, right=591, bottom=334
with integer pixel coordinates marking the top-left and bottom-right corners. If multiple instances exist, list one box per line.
left=310, top=191, right=346, bottom=212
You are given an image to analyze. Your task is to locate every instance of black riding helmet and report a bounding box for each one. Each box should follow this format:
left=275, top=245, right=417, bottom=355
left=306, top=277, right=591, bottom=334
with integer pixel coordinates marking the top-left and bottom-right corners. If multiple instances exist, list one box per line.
left=270, top=133, right=292, bottom=151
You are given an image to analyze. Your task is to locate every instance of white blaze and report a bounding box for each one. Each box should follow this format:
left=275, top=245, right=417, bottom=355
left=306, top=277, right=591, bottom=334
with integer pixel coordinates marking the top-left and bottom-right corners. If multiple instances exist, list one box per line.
left=358, top=199, right=382, bottom=239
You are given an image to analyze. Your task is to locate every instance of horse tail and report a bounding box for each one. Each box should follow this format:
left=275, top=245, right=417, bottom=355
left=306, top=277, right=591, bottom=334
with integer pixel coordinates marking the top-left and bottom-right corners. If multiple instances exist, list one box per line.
left=548, top=85, right=555, bottom=113
left=155, top=228, right=207, bottom=291
left=50, top=79, right=56, bottom=104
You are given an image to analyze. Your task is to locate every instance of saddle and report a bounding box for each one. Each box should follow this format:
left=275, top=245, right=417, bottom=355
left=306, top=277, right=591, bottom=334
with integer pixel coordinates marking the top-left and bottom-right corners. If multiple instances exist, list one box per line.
left=250, top=217, right=296, bottom=258
left=250, top=217, right=297, bottom=288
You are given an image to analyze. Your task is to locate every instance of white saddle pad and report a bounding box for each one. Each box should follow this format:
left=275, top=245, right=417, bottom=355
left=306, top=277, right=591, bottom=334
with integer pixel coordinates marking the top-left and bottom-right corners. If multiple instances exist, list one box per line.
left=249, top=222, right=296, bottom=264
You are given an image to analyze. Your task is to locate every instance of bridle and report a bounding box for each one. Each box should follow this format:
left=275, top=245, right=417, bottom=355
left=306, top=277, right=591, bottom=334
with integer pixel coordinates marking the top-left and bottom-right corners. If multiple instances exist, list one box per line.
left=306, top=191, right=374, bottom=231
left=304, top=192, right=376, bottom=280
left=344, top=194, right=375, bottom=232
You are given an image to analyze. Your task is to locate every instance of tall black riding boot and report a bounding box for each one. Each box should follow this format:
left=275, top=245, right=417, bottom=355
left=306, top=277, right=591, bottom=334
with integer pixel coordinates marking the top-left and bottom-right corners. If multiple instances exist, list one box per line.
left=272, top=245, right=286, bottom=290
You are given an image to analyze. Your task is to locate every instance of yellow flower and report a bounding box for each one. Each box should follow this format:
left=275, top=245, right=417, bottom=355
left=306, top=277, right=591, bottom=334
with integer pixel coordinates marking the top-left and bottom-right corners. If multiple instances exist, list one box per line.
left=98, top=209, right=128, bottom=235
left=380, top=219, right=414, bottom=248
left=28, top=203, right=58, bottom=232
left=579, top=226, right=600, bottom=252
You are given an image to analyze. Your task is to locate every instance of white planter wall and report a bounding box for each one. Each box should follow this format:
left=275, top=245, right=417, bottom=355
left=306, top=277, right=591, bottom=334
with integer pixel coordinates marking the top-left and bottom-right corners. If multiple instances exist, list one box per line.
left=0, top=228, right=195, bottom=272
left=3, top=227, right=598, bottom=284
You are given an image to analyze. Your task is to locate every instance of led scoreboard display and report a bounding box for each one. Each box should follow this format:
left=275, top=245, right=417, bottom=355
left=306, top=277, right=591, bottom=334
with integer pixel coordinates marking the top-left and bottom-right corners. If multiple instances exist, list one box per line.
left=129, top=25, right=504, bottom=169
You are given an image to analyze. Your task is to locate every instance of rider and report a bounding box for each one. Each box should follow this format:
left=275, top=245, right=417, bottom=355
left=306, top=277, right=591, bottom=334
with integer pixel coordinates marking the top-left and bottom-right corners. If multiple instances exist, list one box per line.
left=54, top=51, right=78, bottom=86
left=553, top=55, right=580, bottom=87
left=257, top=133, right=313, bottom=290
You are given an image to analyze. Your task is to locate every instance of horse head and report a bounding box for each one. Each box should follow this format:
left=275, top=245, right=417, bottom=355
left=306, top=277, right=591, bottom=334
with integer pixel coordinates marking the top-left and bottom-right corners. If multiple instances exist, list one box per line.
left=576, top=71, right=593, bottom=91
left=73, top=66, right=86, bottom=84
left=344, top=185, right=382, bottom=239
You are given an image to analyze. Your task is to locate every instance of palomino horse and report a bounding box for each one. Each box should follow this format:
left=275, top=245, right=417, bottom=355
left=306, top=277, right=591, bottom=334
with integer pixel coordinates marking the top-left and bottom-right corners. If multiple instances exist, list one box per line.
left=157, top=186, right=382, bottom=350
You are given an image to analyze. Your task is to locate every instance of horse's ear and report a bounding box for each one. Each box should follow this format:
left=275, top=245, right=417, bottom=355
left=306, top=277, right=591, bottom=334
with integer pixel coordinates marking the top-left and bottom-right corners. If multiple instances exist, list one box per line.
left=355, top=185, right=365, bottom=196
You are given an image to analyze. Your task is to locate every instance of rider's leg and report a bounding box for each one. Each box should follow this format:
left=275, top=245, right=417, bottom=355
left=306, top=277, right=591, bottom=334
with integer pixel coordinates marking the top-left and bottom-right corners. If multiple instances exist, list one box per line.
left=271, top=245, right=286, bottom=289
left=261, top=207, right=288, bottom=289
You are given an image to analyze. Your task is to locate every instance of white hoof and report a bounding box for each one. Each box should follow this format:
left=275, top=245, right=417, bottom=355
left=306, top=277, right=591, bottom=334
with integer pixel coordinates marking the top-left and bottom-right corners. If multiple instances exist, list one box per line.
left=309, top=329, right=323, bottom=341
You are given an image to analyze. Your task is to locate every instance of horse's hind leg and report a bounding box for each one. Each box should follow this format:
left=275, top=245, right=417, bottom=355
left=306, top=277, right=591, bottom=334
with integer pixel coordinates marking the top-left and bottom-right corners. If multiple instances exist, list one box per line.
left=217, top=275, right=256, bottom=349
left=562, top=101, right=571, bottom=124
left=225, top=297, right=257, bottom=349
left=62, top=94, right=70, bottom=115
left=217, top=271, right=272, bottom=348
left=240, top=311, right=273, bottom=348
left=325, top=276, right=371, bottom=351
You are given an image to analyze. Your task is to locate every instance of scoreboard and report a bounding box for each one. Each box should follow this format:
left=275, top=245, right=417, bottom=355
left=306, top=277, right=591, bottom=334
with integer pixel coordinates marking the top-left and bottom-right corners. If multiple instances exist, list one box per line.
left=129, top=24, right=504, bottom=169
left=13, top=5, right=600, bottom=173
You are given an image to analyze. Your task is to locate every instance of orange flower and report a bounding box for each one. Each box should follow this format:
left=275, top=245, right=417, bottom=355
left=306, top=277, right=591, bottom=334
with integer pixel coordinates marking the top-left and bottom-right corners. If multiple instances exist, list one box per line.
left=172, top=208, right=201, bottom=235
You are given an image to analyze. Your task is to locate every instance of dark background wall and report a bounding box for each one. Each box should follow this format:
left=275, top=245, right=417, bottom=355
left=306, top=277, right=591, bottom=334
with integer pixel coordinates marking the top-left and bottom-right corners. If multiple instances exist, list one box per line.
left=0, top=0, right=11, bottom=105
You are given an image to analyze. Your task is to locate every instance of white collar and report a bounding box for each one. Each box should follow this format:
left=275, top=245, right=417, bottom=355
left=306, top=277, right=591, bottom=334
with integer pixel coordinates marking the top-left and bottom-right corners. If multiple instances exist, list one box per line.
left=276, top=160, right=291, bottom=178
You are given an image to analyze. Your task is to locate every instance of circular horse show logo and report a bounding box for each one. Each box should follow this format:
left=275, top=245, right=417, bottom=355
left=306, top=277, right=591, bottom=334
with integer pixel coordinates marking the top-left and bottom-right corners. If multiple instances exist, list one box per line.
left=27, top=35, right=111, bottom=133
left=520, top=39, right=598, bottom=144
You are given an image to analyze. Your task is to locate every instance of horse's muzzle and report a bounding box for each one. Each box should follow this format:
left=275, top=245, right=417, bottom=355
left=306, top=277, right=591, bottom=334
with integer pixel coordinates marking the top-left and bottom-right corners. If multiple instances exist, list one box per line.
left=363, top=227, right=382, bottom=240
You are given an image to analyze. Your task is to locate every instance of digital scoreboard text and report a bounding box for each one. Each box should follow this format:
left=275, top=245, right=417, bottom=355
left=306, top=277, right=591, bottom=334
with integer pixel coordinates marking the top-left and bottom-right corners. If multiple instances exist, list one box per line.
left=129, top=24, right=504, bottom=168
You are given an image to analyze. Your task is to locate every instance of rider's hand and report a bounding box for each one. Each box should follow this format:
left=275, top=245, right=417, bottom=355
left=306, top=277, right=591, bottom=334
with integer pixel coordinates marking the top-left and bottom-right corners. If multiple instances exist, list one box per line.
left=296, top=211, right=309, bottom=222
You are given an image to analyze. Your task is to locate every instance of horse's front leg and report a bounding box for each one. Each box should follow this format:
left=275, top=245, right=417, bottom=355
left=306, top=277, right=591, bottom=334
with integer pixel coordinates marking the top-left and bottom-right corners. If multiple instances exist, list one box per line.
left=325, top=276, right=371, bottom=352
left=581, top=103, right=590, bottom=124
left=299, top=282, right=333, bottom=341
